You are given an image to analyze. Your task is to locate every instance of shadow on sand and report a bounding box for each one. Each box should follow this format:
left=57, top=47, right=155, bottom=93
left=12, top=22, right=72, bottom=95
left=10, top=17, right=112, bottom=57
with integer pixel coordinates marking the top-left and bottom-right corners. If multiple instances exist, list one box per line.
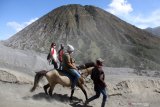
left=30, top=92, right=92, bottom=107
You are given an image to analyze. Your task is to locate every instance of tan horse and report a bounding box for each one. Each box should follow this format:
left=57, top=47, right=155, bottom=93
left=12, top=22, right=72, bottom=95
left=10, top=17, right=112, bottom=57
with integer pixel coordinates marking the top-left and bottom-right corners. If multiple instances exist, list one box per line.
left=30, top=62, right=95, bottom=100
left=30, top=69, right=88, bottom=100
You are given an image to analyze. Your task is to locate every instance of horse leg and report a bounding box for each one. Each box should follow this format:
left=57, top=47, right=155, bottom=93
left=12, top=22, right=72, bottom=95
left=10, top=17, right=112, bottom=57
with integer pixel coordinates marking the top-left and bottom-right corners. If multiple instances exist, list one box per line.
left=49, top=83, right=55, bottom=96
left=70, top=89, right=75, bottom=100
left=78, top=82, right=88, bottom=100
left=43, top=84, right=50, bottom=95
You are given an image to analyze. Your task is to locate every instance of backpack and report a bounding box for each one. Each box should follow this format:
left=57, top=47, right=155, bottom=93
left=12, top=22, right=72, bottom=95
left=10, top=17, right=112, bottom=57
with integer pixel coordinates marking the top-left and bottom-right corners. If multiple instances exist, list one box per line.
left=47, top=52, right=51, bottom=60
left=58, top=49, right=64, bottom=62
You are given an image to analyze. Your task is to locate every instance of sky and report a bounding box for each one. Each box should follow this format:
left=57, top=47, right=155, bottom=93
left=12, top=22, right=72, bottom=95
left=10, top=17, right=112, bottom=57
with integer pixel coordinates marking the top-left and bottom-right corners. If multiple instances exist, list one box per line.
left=1, top=0, right=160, bottom=40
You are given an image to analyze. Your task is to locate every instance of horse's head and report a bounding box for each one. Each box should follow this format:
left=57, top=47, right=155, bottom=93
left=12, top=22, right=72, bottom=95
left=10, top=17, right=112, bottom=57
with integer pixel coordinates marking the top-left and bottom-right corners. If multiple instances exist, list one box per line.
left=77, top=62, right=95, bottom=78
left=80, top=67, right=94, bottom=78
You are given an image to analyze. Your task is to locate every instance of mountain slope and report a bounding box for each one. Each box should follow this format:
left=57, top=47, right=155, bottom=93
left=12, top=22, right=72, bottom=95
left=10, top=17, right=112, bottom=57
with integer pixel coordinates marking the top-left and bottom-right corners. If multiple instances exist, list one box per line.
left=145, top=26, right=160, bottom=37
left=4, top=4, right=160, bottom=70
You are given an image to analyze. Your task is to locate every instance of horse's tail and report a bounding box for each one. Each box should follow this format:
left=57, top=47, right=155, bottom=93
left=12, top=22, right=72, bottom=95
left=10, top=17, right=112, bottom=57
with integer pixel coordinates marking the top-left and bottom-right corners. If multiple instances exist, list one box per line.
left=30, top=70, right=48, bottom=92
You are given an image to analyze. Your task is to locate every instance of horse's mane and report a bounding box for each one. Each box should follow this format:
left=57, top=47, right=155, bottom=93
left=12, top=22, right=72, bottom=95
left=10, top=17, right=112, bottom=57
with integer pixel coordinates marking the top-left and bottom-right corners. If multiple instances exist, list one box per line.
left=77, top=62, right=95, bottom=70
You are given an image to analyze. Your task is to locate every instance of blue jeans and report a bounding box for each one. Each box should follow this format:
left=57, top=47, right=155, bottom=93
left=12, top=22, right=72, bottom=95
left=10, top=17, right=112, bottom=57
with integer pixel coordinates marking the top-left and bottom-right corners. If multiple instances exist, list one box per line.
left=87, top=87, right=108, bottom=107
left=69, top=69, right=81, bottom=89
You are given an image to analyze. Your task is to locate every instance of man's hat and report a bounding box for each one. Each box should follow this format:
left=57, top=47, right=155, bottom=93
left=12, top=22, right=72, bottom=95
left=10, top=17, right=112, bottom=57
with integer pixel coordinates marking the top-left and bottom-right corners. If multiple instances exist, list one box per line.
left=67, top=44, right=74, bottom=52
left=96, top=58, right=104, bottom=62
left=96, top=58, right=104, bottom=66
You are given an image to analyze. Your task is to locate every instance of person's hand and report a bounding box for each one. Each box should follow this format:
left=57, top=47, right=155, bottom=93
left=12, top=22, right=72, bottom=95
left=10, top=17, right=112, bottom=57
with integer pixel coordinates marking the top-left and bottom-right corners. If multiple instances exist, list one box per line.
left=105, top=83, right=108, bottom=88
left=72, top=65, right=77, bottom=69
left=74, top=67, right=78, bottom=70
left=104, top=82, right=107, bottom=88
left=76, top=66, right=80, bottom=70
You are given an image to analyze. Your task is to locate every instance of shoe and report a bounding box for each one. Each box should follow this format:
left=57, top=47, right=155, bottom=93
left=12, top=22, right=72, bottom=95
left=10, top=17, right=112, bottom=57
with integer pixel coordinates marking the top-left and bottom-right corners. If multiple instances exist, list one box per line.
left=84, top=100, right=89, bottom=105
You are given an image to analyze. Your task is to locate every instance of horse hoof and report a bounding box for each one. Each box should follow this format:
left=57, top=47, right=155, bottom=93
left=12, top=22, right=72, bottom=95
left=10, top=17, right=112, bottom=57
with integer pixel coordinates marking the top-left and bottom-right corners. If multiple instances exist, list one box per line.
left=84, top=100, right=89, bottom=105
left=49, top=93, right=52, bottom=97
left=49, top=91, right=52, bottom=96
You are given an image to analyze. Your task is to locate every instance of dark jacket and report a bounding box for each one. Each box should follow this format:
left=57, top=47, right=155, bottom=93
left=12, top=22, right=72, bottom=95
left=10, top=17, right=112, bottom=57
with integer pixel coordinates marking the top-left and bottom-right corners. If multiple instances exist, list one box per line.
left=91, top=66, right=106, bottom=88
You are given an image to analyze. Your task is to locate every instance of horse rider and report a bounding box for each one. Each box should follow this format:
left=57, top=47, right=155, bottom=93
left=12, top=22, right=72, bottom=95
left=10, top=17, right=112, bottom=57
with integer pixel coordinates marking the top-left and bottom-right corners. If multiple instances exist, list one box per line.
left=62, top=44, right=80, bottom=90
left=85, top=58, right=108, bottom=107
left=50, top=42, right=58, bottom=69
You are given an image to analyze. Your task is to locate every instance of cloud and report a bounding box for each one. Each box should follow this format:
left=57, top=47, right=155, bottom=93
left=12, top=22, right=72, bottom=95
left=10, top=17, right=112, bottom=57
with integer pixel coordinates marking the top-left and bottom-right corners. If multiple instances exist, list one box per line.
left=132, top=9, right=160, bottom=28
left=121, top=9, right=160, bottom=29
left=24, top=18, right=38, bottom=26
left=7, top=18, right=38, bottom=32
left=106, top=0, right=160, bottom=29
left=7, top=22, right=24, bottom=32
left=106, top=0, right=133, bottom=15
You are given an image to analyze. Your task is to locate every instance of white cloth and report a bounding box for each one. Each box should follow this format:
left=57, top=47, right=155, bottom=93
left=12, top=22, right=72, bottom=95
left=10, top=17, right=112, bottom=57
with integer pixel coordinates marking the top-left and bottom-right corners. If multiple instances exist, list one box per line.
left=51, top=48, right=58, bottom=62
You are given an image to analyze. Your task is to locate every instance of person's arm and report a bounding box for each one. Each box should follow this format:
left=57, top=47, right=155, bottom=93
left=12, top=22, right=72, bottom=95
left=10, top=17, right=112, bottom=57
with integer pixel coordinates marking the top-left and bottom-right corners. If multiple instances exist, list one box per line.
left=66, top=54, right=77, bottom=69
left=59, top=50, right=63, bottom=62
left=58, top=49, right=61, bottom=54
left=67, top=62, right=77, bottom=69
left=100, top=72, right=107, bottom=87
left=50, top=48, right=53, bottom=59
left=51, top=48, right=54, bottom=55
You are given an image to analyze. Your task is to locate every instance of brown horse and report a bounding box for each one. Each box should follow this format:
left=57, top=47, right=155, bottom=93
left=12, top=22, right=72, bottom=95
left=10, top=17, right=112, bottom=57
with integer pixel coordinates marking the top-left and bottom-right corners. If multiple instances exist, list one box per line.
left=30, top=62, right=95, bottom=100
left=30, top=69, right=88, bottom=100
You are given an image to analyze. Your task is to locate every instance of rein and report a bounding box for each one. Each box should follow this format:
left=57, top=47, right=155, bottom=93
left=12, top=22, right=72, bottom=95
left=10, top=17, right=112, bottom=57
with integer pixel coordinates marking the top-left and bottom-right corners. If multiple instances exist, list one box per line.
left=86, top=68, right=90, bottom=76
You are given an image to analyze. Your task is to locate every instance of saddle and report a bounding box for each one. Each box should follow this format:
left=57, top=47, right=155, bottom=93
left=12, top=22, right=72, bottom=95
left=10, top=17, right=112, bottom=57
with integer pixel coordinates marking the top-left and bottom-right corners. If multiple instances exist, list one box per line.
left=56, top=69, right=74, bottom=81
